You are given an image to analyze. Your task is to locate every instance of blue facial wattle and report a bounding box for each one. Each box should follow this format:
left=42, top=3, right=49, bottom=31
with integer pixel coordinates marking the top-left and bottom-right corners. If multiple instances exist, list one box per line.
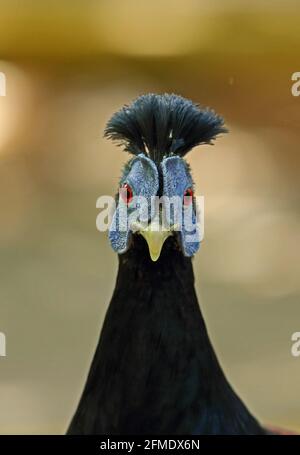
left=109, top=153, right=201, bottom=257
left=161, top=156, right=200, bottom=257
left=109, top=154, right=159, bottom=253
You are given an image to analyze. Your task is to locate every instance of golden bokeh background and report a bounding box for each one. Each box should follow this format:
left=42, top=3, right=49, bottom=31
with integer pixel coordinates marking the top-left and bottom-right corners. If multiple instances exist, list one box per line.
left=0, top=0, right=300, bottom=434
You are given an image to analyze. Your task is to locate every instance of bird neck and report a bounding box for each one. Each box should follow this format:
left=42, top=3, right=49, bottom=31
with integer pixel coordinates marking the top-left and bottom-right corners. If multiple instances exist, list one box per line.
left=114, top=235, right=221, bottom=388
left=68, top=235, right=264, bottom=434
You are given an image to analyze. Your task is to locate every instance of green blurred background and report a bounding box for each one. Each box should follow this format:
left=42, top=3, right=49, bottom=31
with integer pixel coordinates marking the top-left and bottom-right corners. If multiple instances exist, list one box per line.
left=0, top=0, right=299, bottom=434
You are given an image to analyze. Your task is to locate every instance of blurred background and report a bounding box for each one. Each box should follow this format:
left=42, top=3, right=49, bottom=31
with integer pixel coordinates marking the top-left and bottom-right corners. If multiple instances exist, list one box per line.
left=0, top=0, right=300, bottom=434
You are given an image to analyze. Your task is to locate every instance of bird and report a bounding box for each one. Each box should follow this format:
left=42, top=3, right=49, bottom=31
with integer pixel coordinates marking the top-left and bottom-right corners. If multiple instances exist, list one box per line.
left=67, top=93, right=281, bottom=435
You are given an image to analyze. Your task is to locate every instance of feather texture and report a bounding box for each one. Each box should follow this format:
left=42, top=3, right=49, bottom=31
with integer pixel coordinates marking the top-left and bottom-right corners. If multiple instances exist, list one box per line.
left=104, top=93, right=227, bottom=163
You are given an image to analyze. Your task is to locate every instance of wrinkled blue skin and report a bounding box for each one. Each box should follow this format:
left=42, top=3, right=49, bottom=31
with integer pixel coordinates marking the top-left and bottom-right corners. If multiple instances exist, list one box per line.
left=109, top=153, right=201, bottom=257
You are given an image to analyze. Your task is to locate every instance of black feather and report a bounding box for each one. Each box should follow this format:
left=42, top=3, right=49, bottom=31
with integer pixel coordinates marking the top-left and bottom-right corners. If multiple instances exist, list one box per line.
left=67, top=236, right=266, bottom=435
left=104, top=93, right=227, bottom=163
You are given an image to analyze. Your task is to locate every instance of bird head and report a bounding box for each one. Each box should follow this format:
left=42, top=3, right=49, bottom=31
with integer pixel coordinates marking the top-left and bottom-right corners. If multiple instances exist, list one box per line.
left=105, top=93, right=226, bottom=262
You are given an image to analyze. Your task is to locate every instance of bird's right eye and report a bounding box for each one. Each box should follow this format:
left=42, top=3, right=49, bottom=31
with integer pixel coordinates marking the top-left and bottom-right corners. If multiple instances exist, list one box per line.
left=120, top=183, right=133, bottom=204
left=183, top=187, right=194, bottom=206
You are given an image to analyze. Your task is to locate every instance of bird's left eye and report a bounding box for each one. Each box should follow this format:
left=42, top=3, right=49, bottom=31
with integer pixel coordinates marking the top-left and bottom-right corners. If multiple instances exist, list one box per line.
left=120, top=183, right=133, bottom=204
left=183, top=188, right=194, bottom=206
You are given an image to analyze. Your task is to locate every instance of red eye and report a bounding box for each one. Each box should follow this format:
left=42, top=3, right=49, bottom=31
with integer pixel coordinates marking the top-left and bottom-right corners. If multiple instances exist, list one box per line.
left=120, top=183, right=133, bottom=204
left=183, top=188, right=193, bottom=206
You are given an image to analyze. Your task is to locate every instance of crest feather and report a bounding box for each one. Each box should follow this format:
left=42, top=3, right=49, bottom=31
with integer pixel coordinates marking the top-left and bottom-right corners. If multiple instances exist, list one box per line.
left=104, top=93, right=227, bottom=162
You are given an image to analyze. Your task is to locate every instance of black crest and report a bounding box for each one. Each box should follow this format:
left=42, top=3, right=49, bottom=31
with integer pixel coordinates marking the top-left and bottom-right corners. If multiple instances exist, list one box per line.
left=104, top=93, right=227, bottom=163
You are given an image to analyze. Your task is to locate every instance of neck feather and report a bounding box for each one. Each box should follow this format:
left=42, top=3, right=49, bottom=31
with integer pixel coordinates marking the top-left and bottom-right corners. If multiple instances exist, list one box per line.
left=68, top=236, right=264, bottom=434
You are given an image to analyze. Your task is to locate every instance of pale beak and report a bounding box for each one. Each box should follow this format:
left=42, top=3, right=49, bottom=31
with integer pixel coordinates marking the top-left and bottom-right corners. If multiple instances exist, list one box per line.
left=132, top=217, right=172, bottom=262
